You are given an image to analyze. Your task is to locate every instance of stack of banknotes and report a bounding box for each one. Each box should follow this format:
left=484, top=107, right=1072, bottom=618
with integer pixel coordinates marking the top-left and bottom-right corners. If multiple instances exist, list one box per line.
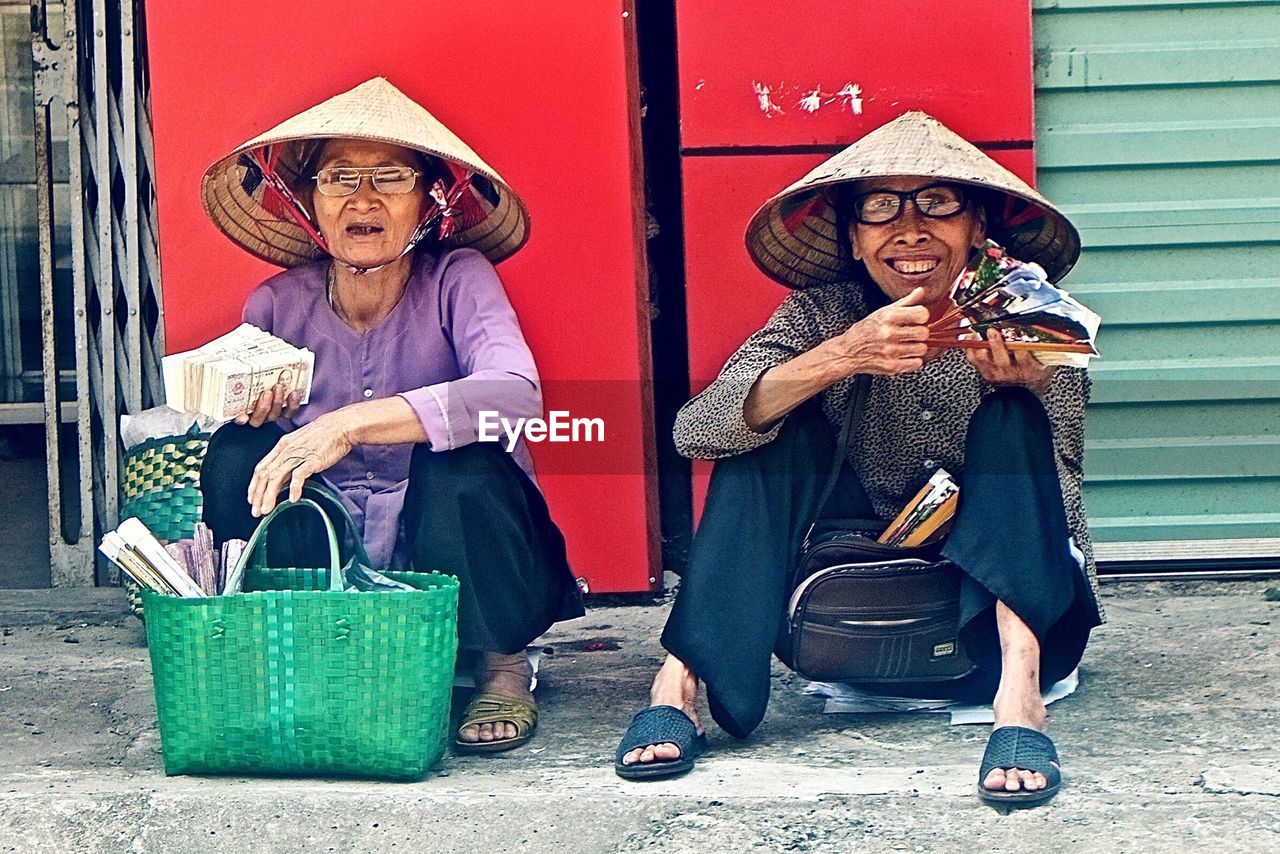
left=162, top=324, right=313, bottom=421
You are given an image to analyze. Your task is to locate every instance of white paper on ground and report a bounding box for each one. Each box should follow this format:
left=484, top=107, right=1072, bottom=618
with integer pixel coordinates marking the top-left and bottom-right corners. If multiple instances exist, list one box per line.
left=804, top=669, right=1078, bottom=725
left=451, top=648, right=543, bottom=692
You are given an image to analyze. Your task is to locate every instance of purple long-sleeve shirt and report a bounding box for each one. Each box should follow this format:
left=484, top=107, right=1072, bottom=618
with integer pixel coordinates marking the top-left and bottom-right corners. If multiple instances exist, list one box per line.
left=242, top=248, right=541, bottom=569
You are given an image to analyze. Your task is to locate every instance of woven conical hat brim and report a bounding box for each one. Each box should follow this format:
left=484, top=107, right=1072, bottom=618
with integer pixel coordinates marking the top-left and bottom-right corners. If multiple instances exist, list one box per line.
left=201, top=77, right=529, bottom=268
left=745, top=111, right=1080, bottom=288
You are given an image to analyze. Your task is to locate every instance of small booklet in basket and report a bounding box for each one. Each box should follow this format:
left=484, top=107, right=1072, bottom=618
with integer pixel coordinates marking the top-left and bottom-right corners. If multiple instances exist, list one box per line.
left=878, top=469, right=959, bottom=548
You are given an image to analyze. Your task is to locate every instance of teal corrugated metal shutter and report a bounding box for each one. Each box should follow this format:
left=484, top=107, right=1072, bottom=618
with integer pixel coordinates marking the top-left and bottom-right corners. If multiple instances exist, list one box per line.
left=1033, top=0, right=1280, bottom=562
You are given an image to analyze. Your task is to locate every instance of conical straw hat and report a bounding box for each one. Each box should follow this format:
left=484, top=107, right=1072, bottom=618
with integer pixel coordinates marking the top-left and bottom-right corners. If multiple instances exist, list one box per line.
left=201, top=77, right=530, bottom=268
left=745, top=111, right=1080, bottom=288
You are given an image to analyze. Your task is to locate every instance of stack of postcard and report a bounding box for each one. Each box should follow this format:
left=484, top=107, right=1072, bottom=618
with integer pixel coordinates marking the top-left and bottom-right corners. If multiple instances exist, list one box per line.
left=162, top=324, right=313, bottom=421
left=878, top=469, right=959, bottom=548
left=99, top=518, right=207, bottom=598
left=100, top=519, right=247, bottom=597
left=926, top=240, right=1100, bottom=368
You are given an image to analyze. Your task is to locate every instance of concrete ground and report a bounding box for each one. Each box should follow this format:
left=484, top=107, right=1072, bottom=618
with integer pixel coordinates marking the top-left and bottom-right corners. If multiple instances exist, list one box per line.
left=2, top=580, right=1278, bottom=853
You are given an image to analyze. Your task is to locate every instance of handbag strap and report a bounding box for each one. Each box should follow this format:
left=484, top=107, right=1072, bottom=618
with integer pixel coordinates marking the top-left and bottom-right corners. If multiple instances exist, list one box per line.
left=801, top=373, right=872, bottom=551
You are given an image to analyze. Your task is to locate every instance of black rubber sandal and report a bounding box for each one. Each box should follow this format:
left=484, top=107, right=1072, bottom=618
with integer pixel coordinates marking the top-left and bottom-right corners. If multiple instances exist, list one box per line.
left=977, top=726, right=1063, bottom=808
left=614, top=705, right=706, bottom=781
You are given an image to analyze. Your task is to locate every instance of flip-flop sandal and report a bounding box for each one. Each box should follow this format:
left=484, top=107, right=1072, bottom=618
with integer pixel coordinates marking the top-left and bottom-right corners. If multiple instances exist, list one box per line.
left=977, top=725, right=1063, bottom=807
left=614, top=705, right=707, bottom=781
left=454, top=692, right=538, bottom=754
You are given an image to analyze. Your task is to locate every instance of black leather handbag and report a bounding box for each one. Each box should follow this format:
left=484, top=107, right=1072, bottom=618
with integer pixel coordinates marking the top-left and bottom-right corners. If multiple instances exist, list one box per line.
left=777, top=376, right=976, bottom=685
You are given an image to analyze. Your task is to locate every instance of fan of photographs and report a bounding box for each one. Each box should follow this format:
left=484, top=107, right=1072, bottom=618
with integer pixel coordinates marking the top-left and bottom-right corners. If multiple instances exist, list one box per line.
left=926, top=240, right=1100, bottom=368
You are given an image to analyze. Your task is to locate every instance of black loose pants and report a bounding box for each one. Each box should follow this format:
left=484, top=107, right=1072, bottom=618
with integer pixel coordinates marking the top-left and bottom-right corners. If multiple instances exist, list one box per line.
left=662, top=387, right=1101, bottom=738
left=200, top=424, right=584, bottom=654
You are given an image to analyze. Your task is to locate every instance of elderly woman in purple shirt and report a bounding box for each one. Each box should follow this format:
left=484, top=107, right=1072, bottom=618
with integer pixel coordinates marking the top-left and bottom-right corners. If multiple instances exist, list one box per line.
left=197, top=78, right=582, bottom=753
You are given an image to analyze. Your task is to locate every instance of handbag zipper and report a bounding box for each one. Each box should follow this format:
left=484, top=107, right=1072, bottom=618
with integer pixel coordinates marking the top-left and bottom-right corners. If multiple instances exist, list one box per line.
left=786, top=558, right=932, bottom=616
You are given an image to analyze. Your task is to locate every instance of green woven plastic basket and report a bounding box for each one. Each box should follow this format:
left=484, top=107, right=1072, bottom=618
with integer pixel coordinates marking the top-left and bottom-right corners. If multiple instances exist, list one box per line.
left=141, top=498, right=459, bottom=780
left=119, top=431, right=209, bottom=619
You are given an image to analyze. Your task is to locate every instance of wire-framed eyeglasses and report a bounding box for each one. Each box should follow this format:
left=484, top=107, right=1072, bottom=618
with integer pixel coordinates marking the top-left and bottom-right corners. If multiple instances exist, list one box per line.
left=313, top=166, right=422, bottom=197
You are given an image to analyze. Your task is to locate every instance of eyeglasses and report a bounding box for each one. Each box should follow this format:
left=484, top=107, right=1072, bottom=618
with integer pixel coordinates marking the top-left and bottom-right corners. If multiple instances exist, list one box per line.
left=851, top=184, right=967, bottom=224
left=313, top=166, right=421, bottom=197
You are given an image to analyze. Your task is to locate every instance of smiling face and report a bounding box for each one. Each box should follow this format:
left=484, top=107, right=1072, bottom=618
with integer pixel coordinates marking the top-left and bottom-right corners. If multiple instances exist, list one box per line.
left=310, top=138, right=429, bottom=269
left=847, top=177, right=987, bottom=304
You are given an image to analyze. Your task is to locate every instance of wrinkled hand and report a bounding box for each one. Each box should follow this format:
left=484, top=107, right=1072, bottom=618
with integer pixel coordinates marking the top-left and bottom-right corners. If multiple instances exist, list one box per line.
left=827, top=287, right=931, bottom=377
left=247, top=411, right=356, bottom=517
left=965, top=328, right=1057, bottom=393
left=234, top=383, right=301, bottom=427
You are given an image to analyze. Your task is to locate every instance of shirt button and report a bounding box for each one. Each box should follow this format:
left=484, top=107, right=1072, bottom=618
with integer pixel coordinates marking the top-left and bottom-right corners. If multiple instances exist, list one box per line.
left=366, top=471, right=375, bottom=480
left=363, top=388, right=374, bottom=398
left=920, top=410, right=934, bottom=422
left=923, top=459, right=937, bottom=470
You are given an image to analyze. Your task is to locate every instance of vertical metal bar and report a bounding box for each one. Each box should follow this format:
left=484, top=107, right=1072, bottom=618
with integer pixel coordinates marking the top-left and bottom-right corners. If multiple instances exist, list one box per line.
left=33, top=0, right=94, bottom=585
left=33, top=103, right=66, bottom=580
left=91, top=0, right=118, bottom=559
left=138, top=78, right=165, bottom=406
left=118, top=0, right=140, bottom=414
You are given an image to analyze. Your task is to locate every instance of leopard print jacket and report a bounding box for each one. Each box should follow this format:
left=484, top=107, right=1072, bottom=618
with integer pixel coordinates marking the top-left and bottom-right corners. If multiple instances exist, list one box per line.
left=674, top=279, right=1104, bottom=622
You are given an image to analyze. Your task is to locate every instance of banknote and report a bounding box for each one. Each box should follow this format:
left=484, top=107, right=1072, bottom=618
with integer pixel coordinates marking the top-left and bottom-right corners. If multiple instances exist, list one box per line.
left=162, top=324, right=314, bottom=421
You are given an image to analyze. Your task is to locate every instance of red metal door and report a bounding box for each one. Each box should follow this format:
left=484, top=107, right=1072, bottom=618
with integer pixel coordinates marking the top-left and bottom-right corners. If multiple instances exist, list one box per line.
left=145, top=1, right=660, bottom=593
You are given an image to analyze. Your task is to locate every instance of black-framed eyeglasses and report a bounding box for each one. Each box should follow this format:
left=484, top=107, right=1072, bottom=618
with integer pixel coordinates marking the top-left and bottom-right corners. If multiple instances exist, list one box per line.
left=851, top=183, right=967, bottom=224
left=313, top=166, right=421, bottom=197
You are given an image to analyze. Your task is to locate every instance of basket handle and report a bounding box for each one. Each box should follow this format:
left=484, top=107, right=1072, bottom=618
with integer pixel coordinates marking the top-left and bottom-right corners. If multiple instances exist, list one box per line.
left=294, top=482, right=375, bottom=571
left=230, top=497, right=344, bottom=593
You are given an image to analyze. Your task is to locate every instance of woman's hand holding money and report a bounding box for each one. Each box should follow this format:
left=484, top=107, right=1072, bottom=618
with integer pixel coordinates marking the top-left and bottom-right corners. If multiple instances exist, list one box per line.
left=234, top=382, right=301, bottom=427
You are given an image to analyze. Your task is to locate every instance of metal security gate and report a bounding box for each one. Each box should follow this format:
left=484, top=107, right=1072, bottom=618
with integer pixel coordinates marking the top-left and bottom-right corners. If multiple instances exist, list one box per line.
left=25, top=0, right=164, bottom=585
left=1033, top=0, right=1280, bottom=568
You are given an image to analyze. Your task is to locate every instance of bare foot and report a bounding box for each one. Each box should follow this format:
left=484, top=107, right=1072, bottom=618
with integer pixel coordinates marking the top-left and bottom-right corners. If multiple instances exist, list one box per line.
left=982, top=600, right=1058, bottom=794
left=982, top=680, right=1053, bottom=793
left=620, top=654, right=703, bottom=767
left=457, top=651, right=533, bottom=744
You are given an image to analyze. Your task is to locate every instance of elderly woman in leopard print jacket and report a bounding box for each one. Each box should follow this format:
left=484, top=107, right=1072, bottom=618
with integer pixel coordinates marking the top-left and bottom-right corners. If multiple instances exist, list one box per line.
left=614, top=112, right=1103, bottom=808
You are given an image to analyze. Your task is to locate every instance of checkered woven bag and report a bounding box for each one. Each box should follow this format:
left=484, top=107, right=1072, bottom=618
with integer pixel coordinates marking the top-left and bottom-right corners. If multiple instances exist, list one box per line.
left=118, top=430, right=209, bottom=619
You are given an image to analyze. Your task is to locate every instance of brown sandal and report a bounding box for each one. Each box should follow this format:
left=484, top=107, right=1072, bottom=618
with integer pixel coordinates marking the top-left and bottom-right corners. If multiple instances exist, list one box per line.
left=454, top=692, right=538, bottom=753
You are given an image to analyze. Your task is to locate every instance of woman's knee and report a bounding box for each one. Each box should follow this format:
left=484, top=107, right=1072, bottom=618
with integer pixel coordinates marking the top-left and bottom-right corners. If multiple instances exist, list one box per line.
left=205, top=421, right=283, bottom=466
left=201, top=423, right=284, bottom=505
left=713, top=400, right=835, bottom=479
left=408, top=442, right=524, bottom=503
left=971, top=386, right=1049, bottom=429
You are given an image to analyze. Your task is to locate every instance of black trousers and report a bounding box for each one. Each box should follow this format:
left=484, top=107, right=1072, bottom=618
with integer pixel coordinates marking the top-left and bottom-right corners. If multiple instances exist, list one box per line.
left=200, top=424, right=584, bottom=654
left=662, top=387, right=1101, bottom=739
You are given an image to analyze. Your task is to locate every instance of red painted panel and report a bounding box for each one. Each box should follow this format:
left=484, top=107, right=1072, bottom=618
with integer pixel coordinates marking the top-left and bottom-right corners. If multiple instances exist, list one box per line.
left=676, top=0, right=1035, bottom=150
left=145, top=1, right=658, bottom=593
left=682, top=147, right=1036, bottom=518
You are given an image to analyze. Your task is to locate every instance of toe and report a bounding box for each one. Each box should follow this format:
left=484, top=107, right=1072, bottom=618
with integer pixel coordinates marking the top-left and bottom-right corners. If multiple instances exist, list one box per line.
left=631, top=743, right=682, bottom=765
left=478, top=722, right=494, bottom=742
left=652, top=742, right=682, bottom=762
left=458, top=724, right=478, bottom=744
left=622, top=747, right=643, bottom=766
left=1005, top=768, right=1022, bottom=791
left=983, top=768, right=1006, bottom=791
